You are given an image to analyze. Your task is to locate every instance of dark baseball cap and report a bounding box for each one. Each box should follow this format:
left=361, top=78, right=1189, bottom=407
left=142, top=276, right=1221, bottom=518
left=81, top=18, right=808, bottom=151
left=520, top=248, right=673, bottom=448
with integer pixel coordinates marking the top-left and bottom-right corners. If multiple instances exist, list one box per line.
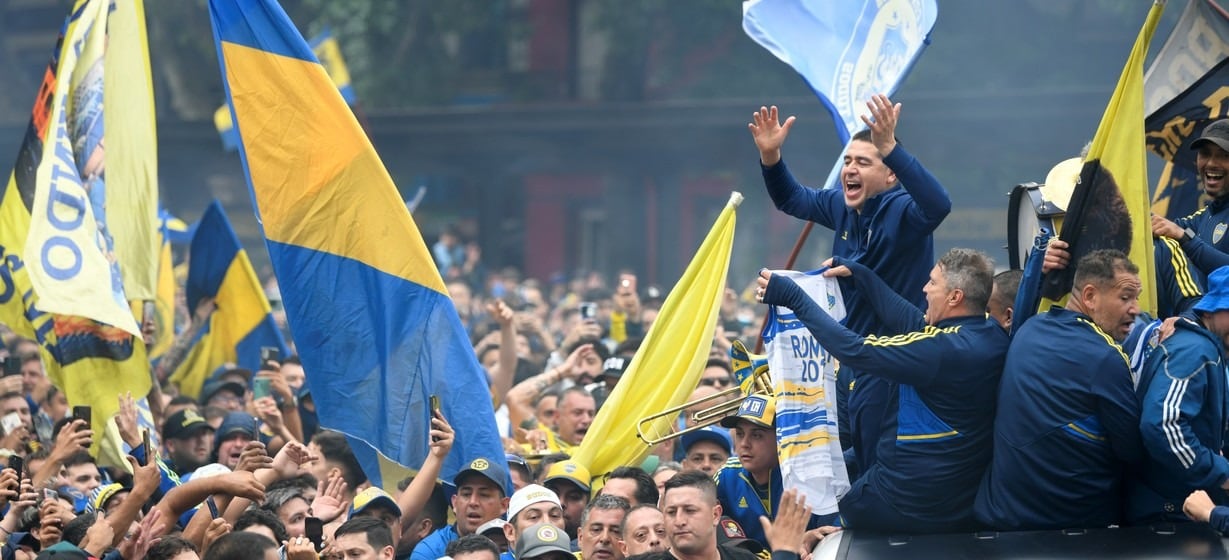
left=162, top=409, right=215, bottom=441
left=199, top=380, right=245, bottom=406
left=1192, top=119, right=1229, bottom=152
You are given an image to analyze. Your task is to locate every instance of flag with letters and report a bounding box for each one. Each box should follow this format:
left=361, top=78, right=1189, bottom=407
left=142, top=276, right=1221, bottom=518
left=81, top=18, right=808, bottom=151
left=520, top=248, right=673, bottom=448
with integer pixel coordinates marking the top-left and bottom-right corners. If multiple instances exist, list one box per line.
left=743, top=0, right=938, bottom=143
left=762, top=270, right=848, bottom=514
left=1144, top=0, right=1229, bottom=220
left=168, top=201, right=288, bottom=398
left=1040, top=1, right=1164, bottom=316
left=208, top=0, right=505, bottom=490
left=2, top=0, right=152, bottom=465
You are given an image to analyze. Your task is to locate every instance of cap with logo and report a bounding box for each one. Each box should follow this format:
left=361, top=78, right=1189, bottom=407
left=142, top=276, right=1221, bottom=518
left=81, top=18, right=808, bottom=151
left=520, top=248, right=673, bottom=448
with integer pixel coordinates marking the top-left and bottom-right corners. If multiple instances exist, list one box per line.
left=162, top=409, right=215, bottom=441
left=716, top=516, right=764, bottom=555
left=680, top=425, right=733, bottom=455
left=350, top=486, right=402, bottom=518
left=508, top=484, right=562, bottom=520
left=515, top=522, right=573, bottom=560
left=600, top=356, right=629, bottom=380
left=454, top=456, right=509, bottom=496
left=719, top=394, right=776, bottom=429
left=543, top=459, right=590, bottom=493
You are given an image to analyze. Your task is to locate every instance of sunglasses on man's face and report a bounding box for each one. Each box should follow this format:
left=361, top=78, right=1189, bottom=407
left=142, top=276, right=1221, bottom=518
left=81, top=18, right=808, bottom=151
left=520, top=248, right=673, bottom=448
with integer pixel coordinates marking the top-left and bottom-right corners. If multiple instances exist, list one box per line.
left=699, top=377, right=732, bottom=388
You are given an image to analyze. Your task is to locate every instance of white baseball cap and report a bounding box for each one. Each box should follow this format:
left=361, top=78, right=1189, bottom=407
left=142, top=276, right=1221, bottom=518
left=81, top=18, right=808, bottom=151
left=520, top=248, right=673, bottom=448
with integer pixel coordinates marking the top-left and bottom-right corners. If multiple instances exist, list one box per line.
left=508, top=484, right=562, bottom=520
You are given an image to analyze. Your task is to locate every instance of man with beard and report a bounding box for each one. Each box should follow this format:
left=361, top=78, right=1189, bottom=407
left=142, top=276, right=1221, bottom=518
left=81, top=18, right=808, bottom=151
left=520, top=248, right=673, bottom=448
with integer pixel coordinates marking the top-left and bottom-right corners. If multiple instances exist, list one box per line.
left=162, top=409, right=216, bottom=477
left=1153, top=119, right=1229, bottom=281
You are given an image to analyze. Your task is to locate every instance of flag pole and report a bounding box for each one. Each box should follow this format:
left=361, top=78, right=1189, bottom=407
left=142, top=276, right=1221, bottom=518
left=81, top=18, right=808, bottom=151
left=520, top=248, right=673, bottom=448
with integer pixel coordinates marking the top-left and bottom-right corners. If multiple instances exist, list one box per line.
left=754, top=221, right=814, bottom=353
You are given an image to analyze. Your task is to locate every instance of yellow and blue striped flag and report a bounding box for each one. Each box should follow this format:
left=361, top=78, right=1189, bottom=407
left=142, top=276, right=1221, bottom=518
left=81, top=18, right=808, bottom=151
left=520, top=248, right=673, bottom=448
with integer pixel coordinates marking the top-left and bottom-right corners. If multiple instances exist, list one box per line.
left=208, top=0, right=505, bottom=490
left=214, top=28, right=357, bottom=152
left=169, top=201, right=287, bottom=398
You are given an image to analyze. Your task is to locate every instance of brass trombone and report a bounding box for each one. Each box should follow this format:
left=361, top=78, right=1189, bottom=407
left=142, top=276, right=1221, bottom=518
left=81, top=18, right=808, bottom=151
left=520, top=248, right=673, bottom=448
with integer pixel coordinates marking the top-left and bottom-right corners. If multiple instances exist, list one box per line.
left=636, top=366, right=773, bottom=445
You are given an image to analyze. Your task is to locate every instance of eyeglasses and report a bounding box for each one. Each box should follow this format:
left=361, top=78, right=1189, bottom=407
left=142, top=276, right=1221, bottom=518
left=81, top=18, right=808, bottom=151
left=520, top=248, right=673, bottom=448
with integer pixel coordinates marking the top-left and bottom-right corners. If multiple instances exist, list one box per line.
left=699, top=377, right=732, bottom=388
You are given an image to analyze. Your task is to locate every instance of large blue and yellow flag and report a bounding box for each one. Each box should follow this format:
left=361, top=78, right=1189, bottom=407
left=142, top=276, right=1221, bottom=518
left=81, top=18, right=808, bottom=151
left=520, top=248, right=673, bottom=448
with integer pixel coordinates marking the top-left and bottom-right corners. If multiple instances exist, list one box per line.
left=575, top=193, right=740, bottom=481
left=169, top=201, right=287, bottom=398
left=213, top=28, right=357, bottom=152
left=743, top=0, right=938, bottom=145
left=1, top=0, right=152, bottom=465
left=208, top=0, right=505, bottom=491
left=1144, top=0, right=1229, bottom=220
left=1039, top=1, right=1164, bottom=316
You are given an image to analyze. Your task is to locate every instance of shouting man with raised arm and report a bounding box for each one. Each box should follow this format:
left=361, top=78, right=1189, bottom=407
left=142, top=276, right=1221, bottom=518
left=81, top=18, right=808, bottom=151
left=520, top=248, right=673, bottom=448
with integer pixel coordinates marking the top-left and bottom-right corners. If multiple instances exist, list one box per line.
left=749, top=94, right=952, bottom=478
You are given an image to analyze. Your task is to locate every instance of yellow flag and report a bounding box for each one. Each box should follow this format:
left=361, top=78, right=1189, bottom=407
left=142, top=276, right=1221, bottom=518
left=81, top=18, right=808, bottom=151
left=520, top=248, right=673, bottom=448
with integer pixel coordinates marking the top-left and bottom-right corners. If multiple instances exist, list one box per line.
left=17, top=0, right=151, bottom=465
left=1039, top=1, right=1163, bottom=315
left=106, top=0, right=159, bottom=302
left=572, top=192, right=741, bottom=480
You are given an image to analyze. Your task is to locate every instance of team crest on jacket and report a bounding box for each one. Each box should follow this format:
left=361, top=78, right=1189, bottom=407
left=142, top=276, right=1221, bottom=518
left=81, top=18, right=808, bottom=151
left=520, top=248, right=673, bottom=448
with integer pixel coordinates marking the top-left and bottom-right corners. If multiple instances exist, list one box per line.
left=1216, top=223, right=1227, bottom=244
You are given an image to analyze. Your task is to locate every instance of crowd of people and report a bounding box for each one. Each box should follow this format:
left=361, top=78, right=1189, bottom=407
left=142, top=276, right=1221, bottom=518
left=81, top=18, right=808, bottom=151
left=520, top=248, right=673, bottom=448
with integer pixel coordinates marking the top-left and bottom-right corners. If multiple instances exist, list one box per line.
left=0, top=98, right=1226, bottom=560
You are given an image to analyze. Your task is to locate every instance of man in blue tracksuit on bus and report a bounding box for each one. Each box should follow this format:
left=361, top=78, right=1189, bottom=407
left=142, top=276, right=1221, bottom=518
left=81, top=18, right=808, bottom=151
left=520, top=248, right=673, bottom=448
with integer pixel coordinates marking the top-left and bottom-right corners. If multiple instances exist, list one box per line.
left=757, top=248, right=1008, bottom=533
left=1128, top=265, right=1229, bottom=524
left=975, top=249, right=1145, bottom=530
left=749, top=94, right=951, bottom=479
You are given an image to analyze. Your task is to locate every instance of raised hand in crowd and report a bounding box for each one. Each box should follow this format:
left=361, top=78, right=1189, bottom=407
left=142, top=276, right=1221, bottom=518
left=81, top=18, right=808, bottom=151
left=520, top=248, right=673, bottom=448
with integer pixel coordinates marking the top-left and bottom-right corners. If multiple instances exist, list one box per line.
left=760, top=488, right=811, bottom=556
left=252, top=396, right=292, bottom=446
left=488, top=298, right=518, bottom=405
left=271, top=440, right=316, bottom=479
left=0, top=475, right=35, bottom=538
left=33, top=418, right=92, bottom=489
left=234, top=440, right=274, bottom=473
left=311, top=472, right=349, bottom=523
left=34, top=496, right=64, bottom=549
left=79, top=515, right=115, bottom=558
left=748, top=105, right=796, bottom=166
left=255, top=364, right=305, bottom=446
left=115, top=391, right=142, bottom=450
left=200, top=517, right=233, bottom=557
left=0, top=374, right=21, bottom=397
left=102, top=455, right=165, bottom=549
left=116, top=506, right=167, bottom=560
left=614, top=273, right=642, bottom=317
left=395, top=408, right=455, bottom=529
left=0, top=423, right=27, bottom=456
left=285, top=533, right=319, bottom=560
left=559, top=318, right=602, bottom=353
left=0, top=465, right=18, bottom=511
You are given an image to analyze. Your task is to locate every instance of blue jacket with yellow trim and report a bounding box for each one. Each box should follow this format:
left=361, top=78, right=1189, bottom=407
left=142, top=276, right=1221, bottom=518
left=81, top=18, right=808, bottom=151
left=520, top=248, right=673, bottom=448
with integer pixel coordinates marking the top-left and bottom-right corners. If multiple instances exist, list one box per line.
left=763, top=267, right=1008, bottom=531
left=1127, top=317, right=1229, bottom=523
left=1175, top=197, right=1229, bottom=282
left=974, top=307, right=1144, bottom=530
left=714, top=458, right=782, bottom=547
left=1154, top=237, right=1203, bottom=318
